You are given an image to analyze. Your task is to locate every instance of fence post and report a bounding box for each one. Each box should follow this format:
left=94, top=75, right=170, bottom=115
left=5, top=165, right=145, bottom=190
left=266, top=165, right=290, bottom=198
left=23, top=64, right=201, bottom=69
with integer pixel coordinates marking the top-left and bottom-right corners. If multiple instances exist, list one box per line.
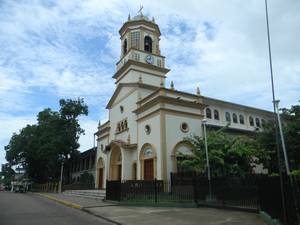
left=193, top=177, right=198, bottom=205
left=154, top=178, right=158, bottom=203
left=119, top=180, right=122, bottom=201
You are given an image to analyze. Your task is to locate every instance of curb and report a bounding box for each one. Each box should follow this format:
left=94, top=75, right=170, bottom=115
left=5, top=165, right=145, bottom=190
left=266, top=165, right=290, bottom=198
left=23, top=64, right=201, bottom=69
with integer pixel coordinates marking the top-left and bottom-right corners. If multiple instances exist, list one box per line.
left=36, top=193, right=121, bottom=225
left=36, top=193, right=82, bottom=210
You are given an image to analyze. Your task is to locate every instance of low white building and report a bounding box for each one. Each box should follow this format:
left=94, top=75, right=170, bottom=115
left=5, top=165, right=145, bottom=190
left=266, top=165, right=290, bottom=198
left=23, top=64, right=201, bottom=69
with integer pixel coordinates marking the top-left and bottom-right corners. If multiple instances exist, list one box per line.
left=95, top=13, right=272, bottom=189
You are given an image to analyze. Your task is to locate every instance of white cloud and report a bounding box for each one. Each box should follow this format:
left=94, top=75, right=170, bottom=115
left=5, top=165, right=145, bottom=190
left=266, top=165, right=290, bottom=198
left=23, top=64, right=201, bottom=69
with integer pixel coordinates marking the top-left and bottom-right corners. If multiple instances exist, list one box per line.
left=0, top=0, right=299, bottom=166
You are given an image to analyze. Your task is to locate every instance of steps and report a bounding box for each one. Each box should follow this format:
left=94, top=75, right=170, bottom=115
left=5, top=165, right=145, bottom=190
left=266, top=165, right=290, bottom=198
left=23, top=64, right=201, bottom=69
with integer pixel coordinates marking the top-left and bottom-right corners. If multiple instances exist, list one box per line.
left=63, top=189, right=106, bottom=200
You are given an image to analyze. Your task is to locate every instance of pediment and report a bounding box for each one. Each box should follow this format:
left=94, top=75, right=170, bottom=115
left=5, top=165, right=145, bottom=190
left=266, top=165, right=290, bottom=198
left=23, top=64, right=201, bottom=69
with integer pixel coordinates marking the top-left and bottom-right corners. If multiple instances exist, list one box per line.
left=106, top=82, right=158, bottom=109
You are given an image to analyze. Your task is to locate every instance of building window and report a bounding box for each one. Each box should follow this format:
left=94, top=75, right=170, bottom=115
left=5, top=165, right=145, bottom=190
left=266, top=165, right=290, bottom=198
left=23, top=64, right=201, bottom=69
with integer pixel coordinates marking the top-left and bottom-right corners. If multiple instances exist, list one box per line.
left=116, top=118, right=128, bottom=133
left=120, top=105, right=124, bottom=113
left=144, top=36, right=152, bottom=52
left=206, top=108, right=212, bottom=119
left=256, top=118, right=261, bottom=127
left=144, top=148, right=153, bottom=158
left=123, top=39, right=127, bottom=55
left=233, top=113, right=238, bottom=123
left=262, top=119, right=266, bottom=126
left=214, top=110, right=219, bottom=120
left=225, top=112, right=231, bottom=123
left=249, top=116, right=254, bottom=126
left=131, top=31, right=140, bottom=49
left=239, top=115, right=245, bottom=124
left=180, top=122, right=189, bottom=133
left=145, top=125, right=151, bottom=135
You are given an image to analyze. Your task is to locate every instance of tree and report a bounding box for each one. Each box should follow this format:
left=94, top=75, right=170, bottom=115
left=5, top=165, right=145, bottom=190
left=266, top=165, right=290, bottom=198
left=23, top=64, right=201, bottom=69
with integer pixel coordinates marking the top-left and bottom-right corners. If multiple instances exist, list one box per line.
left=4, top=98, right=88, bottom=182
left=0, top=164, right=15, bottom=187
left=257, top=104, right=300, bottom=173
left=182, top=128, right=269, bottom=177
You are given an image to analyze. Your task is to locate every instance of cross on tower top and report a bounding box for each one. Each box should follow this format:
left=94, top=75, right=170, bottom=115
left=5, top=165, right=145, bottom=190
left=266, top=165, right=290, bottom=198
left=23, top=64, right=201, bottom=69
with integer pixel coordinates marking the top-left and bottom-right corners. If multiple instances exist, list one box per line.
left=137, top=5, right=143, bottom=15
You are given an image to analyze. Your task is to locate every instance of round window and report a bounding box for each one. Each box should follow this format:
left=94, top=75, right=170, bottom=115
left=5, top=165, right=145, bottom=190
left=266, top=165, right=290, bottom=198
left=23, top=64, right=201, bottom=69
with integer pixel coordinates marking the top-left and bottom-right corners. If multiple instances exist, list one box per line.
left=145, top=125, right=151, bottom=135
left=180, top=122, right=189, bottom=133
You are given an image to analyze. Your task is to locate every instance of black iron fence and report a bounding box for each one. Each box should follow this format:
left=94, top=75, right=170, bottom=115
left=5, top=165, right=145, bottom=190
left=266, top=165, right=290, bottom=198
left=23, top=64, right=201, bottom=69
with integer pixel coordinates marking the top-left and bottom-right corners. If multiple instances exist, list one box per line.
left=194, top=175, right=259, bottom=210
left=106, top=173, right=300, bottom=224
left=106, top=179, right=194, bottom=204
left=62, top=182, right=95, bottom=191
left=32, top=182, right=58, bottom=192
left=258, top=175, right=300, bottom=225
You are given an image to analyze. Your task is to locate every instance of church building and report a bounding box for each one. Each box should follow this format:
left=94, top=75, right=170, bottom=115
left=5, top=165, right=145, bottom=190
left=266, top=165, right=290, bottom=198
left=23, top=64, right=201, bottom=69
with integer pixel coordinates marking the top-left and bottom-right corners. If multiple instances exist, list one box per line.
left=95, top=13, right=272, bottom=189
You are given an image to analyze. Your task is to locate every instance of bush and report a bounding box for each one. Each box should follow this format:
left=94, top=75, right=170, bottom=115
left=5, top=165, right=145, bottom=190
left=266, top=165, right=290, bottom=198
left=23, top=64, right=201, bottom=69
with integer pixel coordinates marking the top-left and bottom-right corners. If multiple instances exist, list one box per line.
left=291, top=170, right=300, bottom=176
left=79, top=172, right=94, bottom=184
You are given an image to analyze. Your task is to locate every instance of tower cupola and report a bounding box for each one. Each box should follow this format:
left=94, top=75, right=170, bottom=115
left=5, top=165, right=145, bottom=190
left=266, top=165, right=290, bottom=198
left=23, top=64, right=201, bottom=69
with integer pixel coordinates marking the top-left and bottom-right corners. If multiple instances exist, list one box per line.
left=113, top=10, right=170, bottom=86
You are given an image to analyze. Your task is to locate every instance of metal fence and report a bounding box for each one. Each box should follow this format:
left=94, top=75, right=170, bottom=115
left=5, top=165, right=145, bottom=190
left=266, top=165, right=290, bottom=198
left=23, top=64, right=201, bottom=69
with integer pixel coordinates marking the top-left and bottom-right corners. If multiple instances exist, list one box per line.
left=62, top=183, right=95, bottom=191
left=106, top=173, right=300, bottom=224
left=106, top=179, right=194, bottom=204
left=258, top=175, right=300, bottom=225
left=32, top=182, right=58, bottom=193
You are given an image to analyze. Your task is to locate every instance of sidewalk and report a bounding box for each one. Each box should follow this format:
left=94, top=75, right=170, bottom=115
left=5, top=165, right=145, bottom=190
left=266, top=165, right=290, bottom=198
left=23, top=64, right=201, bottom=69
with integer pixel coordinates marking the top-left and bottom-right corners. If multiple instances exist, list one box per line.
left=37, top=193, right=266, bottom=225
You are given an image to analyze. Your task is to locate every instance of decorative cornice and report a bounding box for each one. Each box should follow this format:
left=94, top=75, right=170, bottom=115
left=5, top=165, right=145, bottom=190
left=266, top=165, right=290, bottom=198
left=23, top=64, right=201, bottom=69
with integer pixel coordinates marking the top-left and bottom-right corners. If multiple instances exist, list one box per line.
left=119, top=20, right=161, bottom=36
left=133, top=95, right=206, bottom=114
left=116, top=48, right=165, bottom=66
left=113, top=59, right=170, bottom=80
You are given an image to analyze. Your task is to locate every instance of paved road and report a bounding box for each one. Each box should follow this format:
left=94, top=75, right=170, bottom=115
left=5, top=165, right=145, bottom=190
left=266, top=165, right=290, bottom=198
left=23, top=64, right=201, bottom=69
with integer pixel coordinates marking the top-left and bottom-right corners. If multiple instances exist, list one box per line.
left=0, top=191, right=113, bottom=225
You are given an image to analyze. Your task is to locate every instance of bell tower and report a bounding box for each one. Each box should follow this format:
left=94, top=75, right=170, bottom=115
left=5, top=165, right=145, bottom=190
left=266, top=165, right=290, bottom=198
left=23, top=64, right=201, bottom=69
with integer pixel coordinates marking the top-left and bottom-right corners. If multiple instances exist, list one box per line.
left=113, top=12, right=170, bottom=87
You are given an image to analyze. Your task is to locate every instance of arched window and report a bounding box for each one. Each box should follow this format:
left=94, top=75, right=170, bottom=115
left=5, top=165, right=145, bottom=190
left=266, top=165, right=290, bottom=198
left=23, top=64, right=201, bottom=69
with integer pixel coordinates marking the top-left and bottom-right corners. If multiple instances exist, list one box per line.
left=249, top=116, right=254, bottom=126
left=206, top=108, right=212, bottom=119
left=239, top=115, right=245, bottom=124
left=225, top=112, right=231, bottom=123
left=214, top=110, right=219, bottom=120
left=256, top=118, right=261, bottom=127
left=144, top=36, right=152, bottom=53
left=233, top=113, right=238, bottom=123
left=123, top=39, right=127, bottom=54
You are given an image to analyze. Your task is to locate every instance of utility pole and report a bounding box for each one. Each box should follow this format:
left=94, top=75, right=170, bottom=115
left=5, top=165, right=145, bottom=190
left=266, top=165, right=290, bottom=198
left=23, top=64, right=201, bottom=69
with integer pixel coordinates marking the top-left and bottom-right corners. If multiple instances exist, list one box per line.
left=202, top=119, right=212, bottom=200
left=59, top=161, right=64, bottom=193
left=264, top=0, right=288, bottom=224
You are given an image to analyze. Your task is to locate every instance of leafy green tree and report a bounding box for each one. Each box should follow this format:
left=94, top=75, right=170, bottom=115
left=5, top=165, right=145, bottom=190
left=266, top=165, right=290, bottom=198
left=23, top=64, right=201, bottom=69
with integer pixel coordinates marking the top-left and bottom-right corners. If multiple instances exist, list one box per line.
left=0, top=163, right=15, bottom=187
left=257, top=104, right=300, bottom=173
left=182, top=128, right=269, bottom=177
left=4, top=98, right=88, bottom=182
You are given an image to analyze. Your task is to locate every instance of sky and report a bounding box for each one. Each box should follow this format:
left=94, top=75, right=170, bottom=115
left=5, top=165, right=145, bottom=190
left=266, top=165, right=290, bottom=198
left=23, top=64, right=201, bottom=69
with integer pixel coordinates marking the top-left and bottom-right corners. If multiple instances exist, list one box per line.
left=0, top=0, right=299, bottom=169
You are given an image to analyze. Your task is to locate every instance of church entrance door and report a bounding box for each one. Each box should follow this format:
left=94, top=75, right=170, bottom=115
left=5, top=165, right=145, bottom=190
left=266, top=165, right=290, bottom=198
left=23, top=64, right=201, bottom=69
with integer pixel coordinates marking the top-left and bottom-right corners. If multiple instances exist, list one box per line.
left=144, top=159, right=154, bottom=180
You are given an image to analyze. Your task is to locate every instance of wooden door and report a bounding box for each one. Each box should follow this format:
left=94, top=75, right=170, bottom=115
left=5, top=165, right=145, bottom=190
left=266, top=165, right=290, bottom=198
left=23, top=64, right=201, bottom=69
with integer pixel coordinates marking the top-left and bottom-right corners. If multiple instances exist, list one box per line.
left=144, top=159, right=154, bottom=180
left=98, top=168, right=103, bottom=189
left=118, top=165, right=122, bottom=180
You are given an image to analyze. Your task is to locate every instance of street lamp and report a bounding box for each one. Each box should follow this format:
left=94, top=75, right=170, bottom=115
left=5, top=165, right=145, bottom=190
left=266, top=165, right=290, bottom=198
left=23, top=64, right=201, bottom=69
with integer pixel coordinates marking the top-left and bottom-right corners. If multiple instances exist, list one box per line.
left=265, top=0, right=288, bottom=224
left=202, top=119, right=212, bottom=200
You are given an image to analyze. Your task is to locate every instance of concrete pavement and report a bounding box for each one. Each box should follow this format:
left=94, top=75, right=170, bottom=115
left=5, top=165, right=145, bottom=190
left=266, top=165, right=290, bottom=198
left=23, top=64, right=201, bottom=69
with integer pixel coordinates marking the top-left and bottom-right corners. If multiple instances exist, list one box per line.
left=37, top=192, right=266, bottom=225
